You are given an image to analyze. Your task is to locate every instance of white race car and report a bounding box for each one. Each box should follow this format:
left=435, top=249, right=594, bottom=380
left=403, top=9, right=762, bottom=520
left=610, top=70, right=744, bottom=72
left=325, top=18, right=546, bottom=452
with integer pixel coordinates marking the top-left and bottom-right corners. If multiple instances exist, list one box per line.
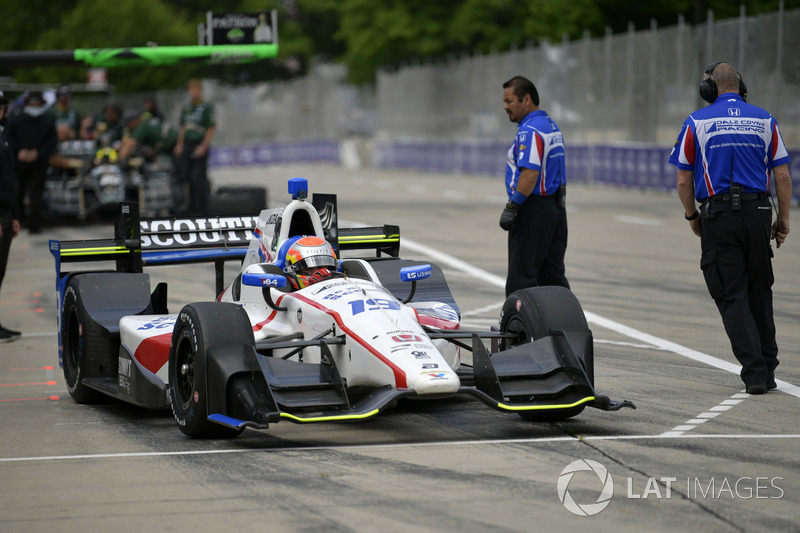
left=51, top=178, right=633, bottom=438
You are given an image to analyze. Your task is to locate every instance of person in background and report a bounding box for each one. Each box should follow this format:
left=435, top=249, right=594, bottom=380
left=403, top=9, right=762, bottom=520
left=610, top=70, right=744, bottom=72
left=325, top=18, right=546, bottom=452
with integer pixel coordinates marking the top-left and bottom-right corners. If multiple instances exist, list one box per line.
left=0, top=90, right=22, bottom=341
left=5, top=91, right=57, bottom=234
left=48, top=85, right=82, bottom=142
left=174, top=79, right=215, bottom=214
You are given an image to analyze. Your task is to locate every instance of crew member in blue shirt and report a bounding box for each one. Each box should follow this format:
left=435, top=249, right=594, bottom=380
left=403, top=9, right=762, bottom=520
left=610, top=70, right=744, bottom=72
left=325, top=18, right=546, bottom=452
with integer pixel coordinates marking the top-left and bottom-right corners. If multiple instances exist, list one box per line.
left=669, top=62, right=792, bottom=395
left=499, top=76, right=569, bottom=296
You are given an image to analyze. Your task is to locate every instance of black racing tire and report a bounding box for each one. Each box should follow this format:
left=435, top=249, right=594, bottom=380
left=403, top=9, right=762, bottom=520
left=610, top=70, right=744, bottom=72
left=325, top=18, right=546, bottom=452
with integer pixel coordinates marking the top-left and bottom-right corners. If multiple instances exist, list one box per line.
left=499, top=286, right=590, bottom=422
left=61, top=278, right=107, bottom=404
left=169, top=302, right=251, bottom=438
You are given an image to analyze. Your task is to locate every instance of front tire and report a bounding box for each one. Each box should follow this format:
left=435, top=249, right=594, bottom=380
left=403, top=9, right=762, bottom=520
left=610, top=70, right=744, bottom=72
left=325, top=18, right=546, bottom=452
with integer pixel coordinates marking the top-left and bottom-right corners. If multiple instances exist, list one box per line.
left=500, top=286, right=591, bottom=422
left=169, top=302, right=252, bottom=438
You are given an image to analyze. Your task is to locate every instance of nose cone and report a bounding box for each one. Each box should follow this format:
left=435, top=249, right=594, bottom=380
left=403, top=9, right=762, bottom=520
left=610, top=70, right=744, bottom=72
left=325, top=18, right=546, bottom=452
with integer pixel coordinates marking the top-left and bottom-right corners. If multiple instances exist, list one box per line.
left=410, top=369, right=460, bottom=396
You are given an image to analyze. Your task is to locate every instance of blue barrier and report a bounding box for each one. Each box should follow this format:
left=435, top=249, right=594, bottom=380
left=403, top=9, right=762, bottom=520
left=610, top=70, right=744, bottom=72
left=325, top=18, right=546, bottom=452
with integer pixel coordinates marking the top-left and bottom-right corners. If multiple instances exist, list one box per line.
left=206, top=139, right=799, bottom=203
left=209, top=140, right=341, bottom=168
left=373, top=140, right=800, bottom=203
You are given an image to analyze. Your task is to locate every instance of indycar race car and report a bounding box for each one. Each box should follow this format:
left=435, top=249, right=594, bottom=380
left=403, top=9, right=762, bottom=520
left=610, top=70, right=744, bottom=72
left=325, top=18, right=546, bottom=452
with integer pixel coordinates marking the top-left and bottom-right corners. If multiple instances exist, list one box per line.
left=50, top=178, right=634, bottom=438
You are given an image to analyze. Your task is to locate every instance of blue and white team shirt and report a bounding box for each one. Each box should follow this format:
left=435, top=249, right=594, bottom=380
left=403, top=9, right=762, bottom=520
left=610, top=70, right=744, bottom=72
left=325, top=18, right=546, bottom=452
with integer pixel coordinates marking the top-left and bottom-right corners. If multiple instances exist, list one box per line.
left=505, top=110, right=566, bottom=199
left=668, top=93, right=791, bottom=201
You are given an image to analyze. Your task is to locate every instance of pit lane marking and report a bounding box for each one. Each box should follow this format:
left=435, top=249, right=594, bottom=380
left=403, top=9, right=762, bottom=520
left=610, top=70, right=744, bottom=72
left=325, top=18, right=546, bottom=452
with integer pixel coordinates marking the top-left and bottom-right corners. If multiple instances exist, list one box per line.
left=660, top=392, right=752, bottom=437
left=399, top=236, right=800, bottom=400
left=3, top=433, right=800, bottom=464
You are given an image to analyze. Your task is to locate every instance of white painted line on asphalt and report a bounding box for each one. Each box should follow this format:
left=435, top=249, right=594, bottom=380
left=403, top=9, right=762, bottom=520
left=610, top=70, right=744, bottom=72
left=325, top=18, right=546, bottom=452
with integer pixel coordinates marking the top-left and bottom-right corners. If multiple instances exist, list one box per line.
left=460, top=302, right=503, bottom=317
left=443, top=189, right=467, bottom=200
left=662, top=391, right=753, bottom=436
left=400, top=235, right=800, bottom=400
left=19, top=331, right=57, bottom=338
left=3, top=433, right=800, bottom=463
left=614, top=215, right=663, bottom=226
left=594, top=339, right=664, bottom=350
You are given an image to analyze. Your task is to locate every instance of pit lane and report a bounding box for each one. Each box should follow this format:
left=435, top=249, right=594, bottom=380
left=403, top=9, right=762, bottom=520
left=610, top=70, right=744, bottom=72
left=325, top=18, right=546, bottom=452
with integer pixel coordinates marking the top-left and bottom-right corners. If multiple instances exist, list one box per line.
left=1, top=164, right=798, bottom=532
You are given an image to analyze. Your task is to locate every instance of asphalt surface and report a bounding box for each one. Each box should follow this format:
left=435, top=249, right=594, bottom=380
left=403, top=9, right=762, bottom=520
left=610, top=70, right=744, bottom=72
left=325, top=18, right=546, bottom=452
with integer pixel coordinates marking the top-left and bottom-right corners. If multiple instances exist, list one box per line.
left=1, top=164, right=798, bottom=532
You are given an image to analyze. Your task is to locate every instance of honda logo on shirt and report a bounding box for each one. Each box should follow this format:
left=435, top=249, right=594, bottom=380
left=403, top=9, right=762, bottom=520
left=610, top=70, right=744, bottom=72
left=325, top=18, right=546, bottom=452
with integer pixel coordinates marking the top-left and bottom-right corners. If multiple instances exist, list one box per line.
left=728, top=108, right=741, bottom=117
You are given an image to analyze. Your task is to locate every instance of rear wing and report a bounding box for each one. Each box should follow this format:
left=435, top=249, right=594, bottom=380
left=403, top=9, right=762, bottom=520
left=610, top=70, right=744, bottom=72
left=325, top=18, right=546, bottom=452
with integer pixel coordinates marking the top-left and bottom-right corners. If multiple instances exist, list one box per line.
left=51, top=198, right=401, bottom=296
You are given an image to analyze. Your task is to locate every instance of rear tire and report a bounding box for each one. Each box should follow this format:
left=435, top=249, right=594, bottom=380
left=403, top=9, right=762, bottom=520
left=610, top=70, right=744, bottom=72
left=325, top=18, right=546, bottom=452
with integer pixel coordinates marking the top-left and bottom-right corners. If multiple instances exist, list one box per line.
left=499, top=286, right=590, bottom=422
left=61, top=279, right=106, bottom=404
left=169, top=302, right=251, bottom=438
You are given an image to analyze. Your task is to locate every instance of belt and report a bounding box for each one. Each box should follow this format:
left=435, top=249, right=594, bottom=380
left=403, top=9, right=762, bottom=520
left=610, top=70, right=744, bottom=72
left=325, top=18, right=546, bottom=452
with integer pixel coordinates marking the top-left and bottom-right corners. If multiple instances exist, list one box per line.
left=705, top=192, right=768, bottom=203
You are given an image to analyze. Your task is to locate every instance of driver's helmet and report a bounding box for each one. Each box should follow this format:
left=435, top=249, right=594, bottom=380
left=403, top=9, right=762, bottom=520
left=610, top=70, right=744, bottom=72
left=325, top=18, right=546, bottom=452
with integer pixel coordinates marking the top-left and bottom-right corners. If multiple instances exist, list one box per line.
left=283, top=236, right=337, bottom=290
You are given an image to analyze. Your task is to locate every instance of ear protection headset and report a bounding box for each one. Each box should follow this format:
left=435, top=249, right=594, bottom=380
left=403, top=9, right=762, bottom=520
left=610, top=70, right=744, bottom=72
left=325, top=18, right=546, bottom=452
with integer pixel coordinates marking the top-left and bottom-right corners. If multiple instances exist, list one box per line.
left=699, top=61, right=748, bottom=103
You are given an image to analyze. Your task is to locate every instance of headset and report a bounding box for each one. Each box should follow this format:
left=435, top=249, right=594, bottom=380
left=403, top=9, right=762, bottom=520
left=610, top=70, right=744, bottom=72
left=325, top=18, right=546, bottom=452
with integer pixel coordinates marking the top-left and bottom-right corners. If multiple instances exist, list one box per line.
left=699, top=61, right=748, bottom=103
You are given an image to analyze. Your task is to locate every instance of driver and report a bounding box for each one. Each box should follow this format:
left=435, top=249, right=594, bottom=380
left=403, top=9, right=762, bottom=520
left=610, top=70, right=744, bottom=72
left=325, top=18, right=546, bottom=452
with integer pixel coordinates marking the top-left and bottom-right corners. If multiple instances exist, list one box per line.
left=283, top=236, right=337, bottom=290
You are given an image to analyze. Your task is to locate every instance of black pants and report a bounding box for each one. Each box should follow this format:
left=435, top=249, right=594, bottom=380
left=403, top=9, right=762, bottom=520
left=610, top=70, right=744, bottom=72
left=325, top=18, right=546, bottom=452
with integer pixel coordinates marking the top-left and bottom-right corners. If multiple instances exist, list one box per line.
left=0, top=216, right=12, bottom=291
left=506, top=194, right=569, bottom=296
left=176, top=140, right=210, bottom=214
left=700, top=197, right=778, bottom=387
left=15, top=161, right=48, bottom=232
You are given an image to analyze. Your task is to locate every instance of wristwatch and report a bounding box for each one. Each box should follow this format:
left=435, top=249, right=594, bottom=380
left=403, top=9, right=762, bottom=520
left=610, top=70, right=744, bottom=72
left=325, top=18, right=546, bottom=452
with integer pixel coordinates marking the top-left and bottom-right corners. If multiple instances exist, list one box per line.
left=684, top=210, right=699, bottom=221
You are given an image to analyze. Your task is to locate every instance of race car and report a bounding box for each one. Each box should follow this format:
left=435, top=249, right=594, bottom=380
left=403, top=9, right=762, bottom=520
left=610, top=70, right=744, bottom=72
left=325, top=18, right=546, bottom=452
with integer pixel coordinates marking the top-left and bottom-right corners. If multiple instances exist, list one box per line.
left=50, top=177, right=634, bottom=438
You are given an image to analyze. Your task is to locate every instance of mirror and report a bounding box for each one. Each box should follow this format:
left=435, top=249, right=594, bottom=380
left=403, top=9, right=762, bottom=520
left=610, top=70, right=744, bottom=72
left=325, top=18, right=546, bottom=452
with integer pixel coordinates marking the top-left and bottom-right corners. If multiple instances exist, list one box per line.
left=399, top=264, right=432, bottom=283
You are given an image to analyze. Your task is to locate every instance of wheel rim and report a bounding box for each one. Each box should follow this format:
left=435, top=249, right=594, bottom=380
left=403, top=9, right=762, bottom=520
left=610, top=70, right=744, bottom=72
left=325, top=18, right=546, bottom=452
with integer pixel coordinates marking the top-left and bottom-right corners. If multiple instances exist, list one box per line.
left=502, top=315, right=529, bottom=349
left=174, top=335, right=195, bottom=406
left=65, top=311, right=80, bottom=381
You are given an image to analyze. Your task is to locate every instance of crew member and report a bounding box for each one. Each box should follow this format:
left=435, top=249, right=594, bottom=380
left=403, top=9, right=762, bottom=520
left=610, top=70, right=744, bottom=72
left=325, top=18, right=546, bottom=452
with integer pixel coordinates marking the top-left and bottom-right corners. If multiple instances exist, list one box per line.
left=48, top=85, right=81, bottom=142
left=0, top=90, right=22, bottom=341
left=118, top=109, right=178, bottom=161
left=499, top=75, right=569, bottom=296
left=174, top=79, right=215, bottom=214
left=669, top=62, right=792, bottom=395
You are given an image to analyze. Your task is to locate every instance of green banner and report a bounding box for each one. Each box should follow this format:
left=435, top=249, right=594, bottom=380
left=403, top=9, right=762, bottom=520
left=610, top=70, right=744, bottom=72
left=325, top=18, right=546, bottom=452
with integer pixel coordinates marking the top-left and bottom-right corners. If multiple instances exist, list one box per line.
left=72, top=44, right=279, bottom=68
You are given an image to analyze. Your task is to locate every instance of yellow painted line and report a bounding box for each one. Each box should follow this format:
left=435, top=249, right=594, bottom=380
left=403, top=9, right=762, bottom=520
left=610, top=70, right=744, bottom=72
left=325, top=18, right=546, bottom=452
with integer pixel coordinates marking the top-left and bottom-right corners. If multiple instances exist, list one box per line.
left=496, top=396, right=595, bottom=411
left=61, top=250, right=130, bottom=257
left=279, top=409, right=381, bottom=423
left=339, top=234, right=399, bottom=240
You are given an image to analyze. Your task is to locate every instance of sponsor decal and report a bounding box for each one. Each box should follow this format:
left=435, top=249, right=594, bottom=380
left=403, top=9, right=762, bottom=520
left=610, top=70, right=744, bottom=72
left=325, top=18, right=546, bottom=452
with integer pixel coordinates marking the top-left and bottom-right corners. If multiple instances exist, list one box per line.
left=193, top=391, right=199, bottom=403
left=297, top=308, right=303, bottom=324
left=78, top=323, right=82, bottom=336
left=420, top=371, right=449, bottom=380
left=137, top=316, right=175, bottom=330
left=118, top=356, right=132, bottom=392
left=392, top=334, right=423, bottom=343
left=139, top=216, right=259, bottom=248
left=422, top=363, right=438, bottom=369
left=411, top=350, right=430, bottom=359
left=727, top=108, right=741, bottom=117
left=515, top=300, right=521, bottom=312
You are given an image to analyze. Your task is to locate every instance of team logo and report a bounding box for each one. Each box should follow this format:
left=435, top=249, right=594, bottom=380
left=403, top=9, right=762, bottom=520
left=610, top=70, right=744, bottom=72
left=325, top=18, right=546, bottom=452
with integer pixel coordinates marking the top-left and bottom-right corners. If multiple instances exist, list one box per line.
left=392, top=334, right=422, bottom=343
left=193, top=391, right=200, bottom=403
left=557, top=459, right=614, bottom=516
left=727, top=108, right=741, bottom=117
left=515, top=300, right=522, bottom=312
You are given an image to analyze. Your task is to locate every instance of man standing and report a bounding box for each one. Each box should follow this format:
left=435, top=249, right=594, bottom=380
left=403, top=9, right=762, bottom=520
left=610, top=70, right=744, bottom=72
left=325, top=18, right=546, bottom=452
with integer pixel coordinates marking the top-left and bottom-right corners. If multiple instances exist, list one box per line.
left=669, top=62, right=792, bottom=395
left=0, top=91, right=21, bottom=341
left=174, top=79, right=215, bottom=214
left=5, top=91, right=57, bottom=234
left=500, top=75, right=569, bottom=296
left=48, top=85, right=81, bottom=142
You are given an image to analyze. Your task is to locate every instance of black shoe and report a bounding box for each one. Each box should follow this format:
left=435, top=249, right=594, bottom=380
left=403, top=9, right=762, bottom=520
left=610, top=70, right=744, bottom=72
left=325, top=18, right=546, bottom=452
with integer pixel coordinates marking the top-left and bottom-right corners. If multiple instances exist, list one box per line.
left=766, top=379, right=777, bottom=390
left=746, top=383, right=767, bottom=395
left=0, top=326, right=22, bottom=342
